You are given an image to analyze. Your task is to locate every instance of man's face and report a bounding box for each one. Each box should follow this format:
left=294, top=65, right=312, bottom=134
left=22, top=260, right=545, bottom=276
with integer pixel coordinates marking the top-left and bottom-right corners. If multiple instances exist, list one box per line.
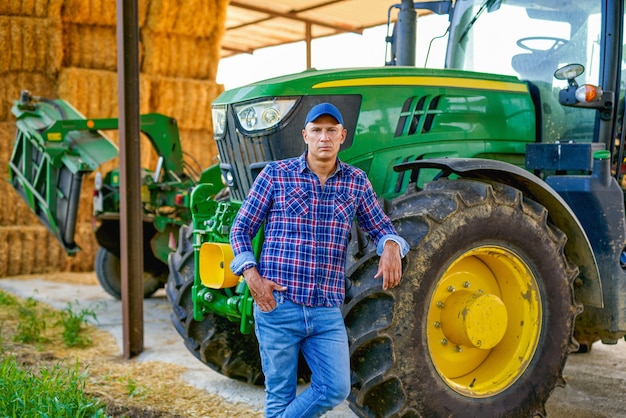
left=302, top=115, right=346, bottom=162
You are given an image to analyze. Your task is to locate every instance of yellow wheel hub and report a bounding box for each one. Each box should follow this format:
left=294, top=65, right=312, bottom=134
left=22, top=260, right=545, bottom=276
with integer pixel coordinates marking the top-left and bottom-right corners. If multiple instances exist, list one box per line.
left=440, top=291, right=508, bottom=350
left=427, top=246, right=542, bottom=398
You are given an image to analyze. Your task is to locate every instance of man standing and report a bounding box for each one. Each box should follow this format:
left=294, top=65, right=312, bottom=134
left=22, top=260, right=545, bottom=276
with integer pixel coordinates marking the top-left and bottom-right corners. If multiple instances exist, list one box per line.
left=230, top=102, right=409, bottom=418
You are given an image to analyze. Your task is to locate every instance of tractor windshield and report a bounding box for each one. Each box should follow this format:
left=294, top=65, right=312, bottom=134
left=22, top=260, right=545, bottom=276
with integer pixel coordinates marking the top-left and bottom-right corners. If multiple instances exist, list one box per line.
left=447, top=0, right=601, bottom=85
left=446, top=0, right=602, bottom=142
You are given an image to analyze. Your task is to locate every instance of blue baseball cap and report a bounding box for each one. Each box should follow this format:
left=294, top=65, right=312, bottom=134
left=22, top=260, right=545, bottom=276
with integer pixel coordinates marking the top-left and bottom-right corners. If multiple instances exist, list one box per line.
left=304, top=102, right=344, bottom=127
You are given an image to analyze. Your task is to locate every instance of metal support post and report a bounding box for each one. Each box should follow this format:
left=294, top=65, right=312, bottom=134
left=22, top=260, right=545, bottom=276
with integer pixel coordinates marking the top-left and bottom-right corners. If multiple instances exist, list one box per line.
left=116, top=0, right=144, bottom=358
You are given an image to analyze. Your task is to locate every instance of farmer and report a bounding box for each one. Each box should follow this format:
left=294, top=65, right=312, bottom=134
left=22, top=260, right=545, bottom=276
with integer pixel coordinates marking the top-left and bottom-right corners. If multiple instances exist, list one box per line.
left=230, top=102, right=409, bottom=417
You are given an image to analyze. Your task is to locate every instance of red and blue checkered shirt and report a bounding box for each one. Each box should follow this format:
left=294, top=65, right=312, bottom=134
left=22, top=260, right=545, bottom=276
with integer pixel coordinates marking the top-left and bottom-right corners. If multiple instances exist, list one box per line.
left=230, top=153, right=407, bottom=307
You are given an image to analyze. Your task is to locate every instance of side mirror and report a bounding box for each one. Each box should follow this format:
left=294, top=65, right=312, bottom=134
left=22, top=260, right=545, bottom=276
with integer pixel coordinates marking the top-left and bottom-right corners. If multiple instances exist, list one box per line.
left=554, top=63, right=585, bottom=87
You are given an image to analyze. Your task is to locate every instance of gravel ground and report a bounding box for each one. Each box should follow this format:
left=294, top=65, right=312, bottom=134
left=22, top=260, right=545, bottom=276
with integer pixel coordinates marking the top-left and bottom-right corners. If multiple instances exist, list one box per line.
left=1, top=274, right=624, bottom=417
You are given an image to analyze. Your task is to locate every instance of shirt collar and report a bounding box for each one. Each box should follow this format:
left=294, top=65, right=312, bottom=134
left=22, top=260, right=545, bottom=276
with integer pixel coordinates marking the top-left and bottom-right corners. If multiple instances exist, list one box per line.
left=298, top=152, right=344, bottom=176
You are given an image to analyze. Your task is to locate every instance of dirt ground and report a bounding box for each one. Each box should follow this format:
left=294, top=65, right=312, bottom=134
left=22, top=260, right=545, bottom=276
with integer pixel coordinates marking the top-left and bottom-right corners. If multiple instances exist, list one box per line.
left=0, top=273, right=264, bottom=418
left=1, top=273, right=625, bottom=417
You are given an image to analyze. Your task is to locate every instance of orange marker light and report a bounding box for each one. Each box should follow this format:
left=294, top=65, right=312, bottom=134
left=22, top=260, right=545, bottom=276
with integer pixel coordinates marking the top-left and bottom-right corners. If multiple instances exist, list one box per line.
left=575, top=84, right=602, bottom=102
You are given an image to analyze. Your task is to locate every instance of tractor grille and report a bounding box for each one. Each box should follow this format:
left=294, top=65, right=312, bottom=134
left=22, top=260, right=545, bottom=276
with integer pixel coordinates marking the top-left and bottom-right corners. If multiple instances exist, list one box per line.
left=217, top=95, right=361, bottom=201
left=216, top=109, right=306, bottom=201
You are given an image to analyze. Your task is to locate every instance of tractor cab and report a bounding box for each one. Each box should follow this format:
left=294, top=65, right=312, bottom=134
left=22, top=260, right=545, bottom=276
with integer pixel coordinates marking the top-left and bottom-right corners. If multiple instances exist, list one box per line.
left=445, top=0, right=604, bottom=147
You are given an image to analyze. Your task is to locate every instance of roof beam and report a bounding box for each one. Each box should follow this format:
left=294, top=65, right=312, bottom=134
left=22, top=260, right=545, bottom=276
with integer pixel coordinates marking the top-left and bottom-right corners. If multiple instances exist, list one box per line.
left=221, top=44, right=255, bottom=55
left=228, top=1, right=364, bottom=34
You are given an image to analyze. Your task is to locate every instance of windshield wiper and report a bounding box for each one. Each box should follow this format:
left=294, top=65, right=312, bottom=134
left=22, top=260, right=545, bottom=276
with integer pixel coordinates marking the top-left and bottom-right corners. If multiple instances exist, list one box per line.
left=458, top=0, right=500, bottom=43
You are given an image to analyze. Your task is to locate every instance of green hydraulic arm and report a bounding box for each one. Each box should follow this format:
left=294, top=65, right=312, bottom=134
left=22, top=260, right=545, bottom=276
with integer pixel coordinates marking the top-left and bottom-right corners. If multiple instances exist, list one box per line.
left=8, top=90, right=185, bottom=253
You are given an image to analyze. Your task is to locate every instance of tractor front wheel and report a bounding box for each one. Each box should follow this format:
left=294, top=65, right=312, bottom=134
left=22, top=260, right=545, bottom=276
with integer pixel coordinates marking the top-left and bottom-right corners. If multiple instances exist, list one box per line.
left=94, top=246, right=162, bottom=299
left=344, top=179, right=581, bottom=417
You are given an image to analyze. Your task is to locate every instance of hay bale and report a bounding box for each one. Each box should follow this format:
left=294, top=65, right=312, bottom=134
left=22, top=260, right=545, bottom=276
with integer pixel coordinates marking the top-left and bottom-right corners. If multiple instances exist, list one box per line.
left=58, top=67, right=151, bottom=118
left=0, top=228, right=6, bottom=276
left=0, top=225, right=65, bottom=277
left=145, top=0, right=228, bottom=37
left=41, top=229, right=70, bottom=272
left=45, top=228, right=69, bottom=272
left=0, top=121, right=15, bottom=170
left=141, top=30, right=220, bottom=79
left=0, top=72, right=57, bottom=121
left=57, top=68, right=118, bottom=118
left=64, top=222, right=97, bottom=272
left=179, top=129, right=219, bottom=171
left=0, top=0, right=63, bottom=18
left=6, top=227, right=23, bottom=276
left=62, top=0, right=149, bottom=26
left=0, top=180, right=40, bottom=226
left=0, top=16, right=63, bottom=75
left=18, top=226, right=37, bottom=274
left=74, top=179, right=96, bottom=226
left=63, top=23, right=118, bottom=71
left=149, top=76, right=223, bottom=131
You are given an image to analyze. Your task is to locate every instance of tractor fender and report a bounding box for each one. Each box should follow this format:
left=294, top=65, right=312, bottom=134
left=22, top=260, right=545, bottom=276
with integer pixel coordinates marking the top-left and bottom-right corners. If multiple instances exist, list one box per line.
left=394, top=158, right=603, bottom=308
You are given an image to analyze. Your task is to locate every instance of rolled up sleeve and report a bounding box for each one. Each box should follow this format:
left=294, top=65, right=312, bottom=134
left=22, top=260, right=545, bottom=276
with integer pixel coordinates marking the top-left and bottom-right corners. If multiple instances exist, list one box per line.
left=230, top=251, right=257, bottom=276
left=377, top=234, right=409, bottom=258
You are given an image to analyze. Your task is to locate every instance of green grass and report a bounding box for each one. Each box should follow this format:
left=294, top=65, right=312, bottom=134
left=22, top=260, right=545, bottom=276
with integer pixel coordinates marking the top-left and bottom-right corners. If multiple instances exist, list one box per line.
left=57, top=301, right=99, bottom=348
left=14, top=296, right=50, bottom=345
left=0, top=290, right=18, bottom=306
left=0, top=356, right=108, bottom=417
left=0, top=289, right=108, bottom=417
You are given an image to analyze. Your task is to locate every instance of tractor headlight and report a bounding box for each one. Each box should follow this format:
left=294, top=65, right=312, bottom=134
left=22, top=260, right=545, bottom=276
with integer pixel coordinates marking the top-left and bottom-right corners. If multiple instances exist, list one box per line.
left=239, top=106, right=258, bottom=130
left=212, top=105, right=226, bottom=138
left=234, top=99, right=297, bottom=133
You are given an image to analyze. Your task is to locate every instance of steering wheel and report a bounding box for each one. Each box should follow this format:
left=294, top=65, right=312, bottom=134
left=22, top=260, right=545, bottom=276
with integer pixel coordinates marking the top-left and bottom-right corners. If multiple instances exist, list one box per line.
left=517, top=36, right=568, bottom=53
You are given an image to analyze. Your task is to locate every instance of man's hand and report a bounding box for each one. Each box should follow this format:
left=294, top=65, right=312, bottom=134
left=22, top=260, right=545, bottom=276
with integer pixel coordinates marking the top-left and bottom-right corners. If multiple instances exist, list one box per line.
left=243, top=267, right=287, bottom=311
left=374, top=240, right=402, bottom=290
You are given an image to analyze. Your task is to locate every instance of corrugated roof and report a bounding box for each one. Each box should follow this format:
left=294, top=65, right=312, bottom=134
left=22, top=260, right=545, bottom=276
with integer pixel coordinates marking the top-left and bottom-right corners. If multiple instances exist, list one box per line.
left=220, top=0, right=434, bottom=58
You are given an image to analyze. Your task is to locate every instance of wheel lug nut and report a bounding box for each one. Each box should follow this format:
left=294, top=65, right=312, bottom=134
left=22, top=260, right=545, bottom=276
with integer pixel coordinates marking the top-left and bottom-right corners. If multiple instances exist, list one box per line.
left=436, top=301, right=445, bottom=308
left=433, top=321, right=441, bottom=328
left=463, top=281, right=471, bottom=288
left=447, top=286, right=455, bottom=292
left=441, top=338, right=448, bottom=345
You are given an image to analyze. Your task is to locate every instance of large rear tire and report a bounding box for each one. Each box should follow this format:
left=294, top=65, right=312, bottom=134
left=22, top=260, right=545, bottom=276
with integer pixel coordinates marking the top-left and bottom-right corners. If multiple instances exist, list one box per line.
left=343, top=179, right=581, bottom=417
left=94, top=246, right=163, bottom=299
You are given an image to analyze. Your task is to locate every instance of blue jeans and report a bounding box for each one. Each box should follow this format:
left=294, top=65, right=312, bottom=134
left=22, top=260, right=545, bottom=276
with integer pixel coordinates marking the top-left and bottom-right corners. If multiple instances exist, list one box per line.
left=254, top=293, right=351, bottom=418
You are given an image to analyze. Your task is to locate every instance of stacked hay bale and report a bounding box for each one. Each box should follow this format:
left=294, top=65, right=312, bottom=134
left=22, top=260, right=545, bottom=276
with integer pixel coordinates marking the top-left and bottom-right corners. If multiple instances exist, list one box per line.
left=0, top=0, right=227, bottom=277
left=0, top=0, right=69, bottom=276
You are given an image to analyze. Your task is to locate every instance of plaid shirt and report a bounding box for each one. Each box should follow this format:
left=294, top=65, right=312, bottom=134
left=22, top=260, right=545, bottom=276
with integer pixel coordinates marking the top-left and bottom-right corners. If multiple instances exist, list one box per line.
left=230, top=153, right=407, bottom=307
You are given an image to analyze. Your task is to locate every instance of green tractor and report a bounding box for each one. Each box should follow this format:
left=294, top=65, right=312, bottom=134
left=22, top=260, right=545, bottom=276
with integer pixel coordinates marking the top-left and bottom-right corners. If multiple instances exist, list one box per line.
left=168, top=0, right=626, bottom=416
left=8, top=0, right=626, bottom=416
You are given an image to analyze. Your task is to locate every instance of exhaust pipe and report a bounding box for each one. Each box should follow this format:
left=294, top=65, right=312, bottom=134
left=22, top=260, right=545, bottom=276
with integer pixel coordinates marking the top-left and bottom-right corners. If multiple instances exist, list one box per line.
left=396, top=0, right=417, bottom=66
